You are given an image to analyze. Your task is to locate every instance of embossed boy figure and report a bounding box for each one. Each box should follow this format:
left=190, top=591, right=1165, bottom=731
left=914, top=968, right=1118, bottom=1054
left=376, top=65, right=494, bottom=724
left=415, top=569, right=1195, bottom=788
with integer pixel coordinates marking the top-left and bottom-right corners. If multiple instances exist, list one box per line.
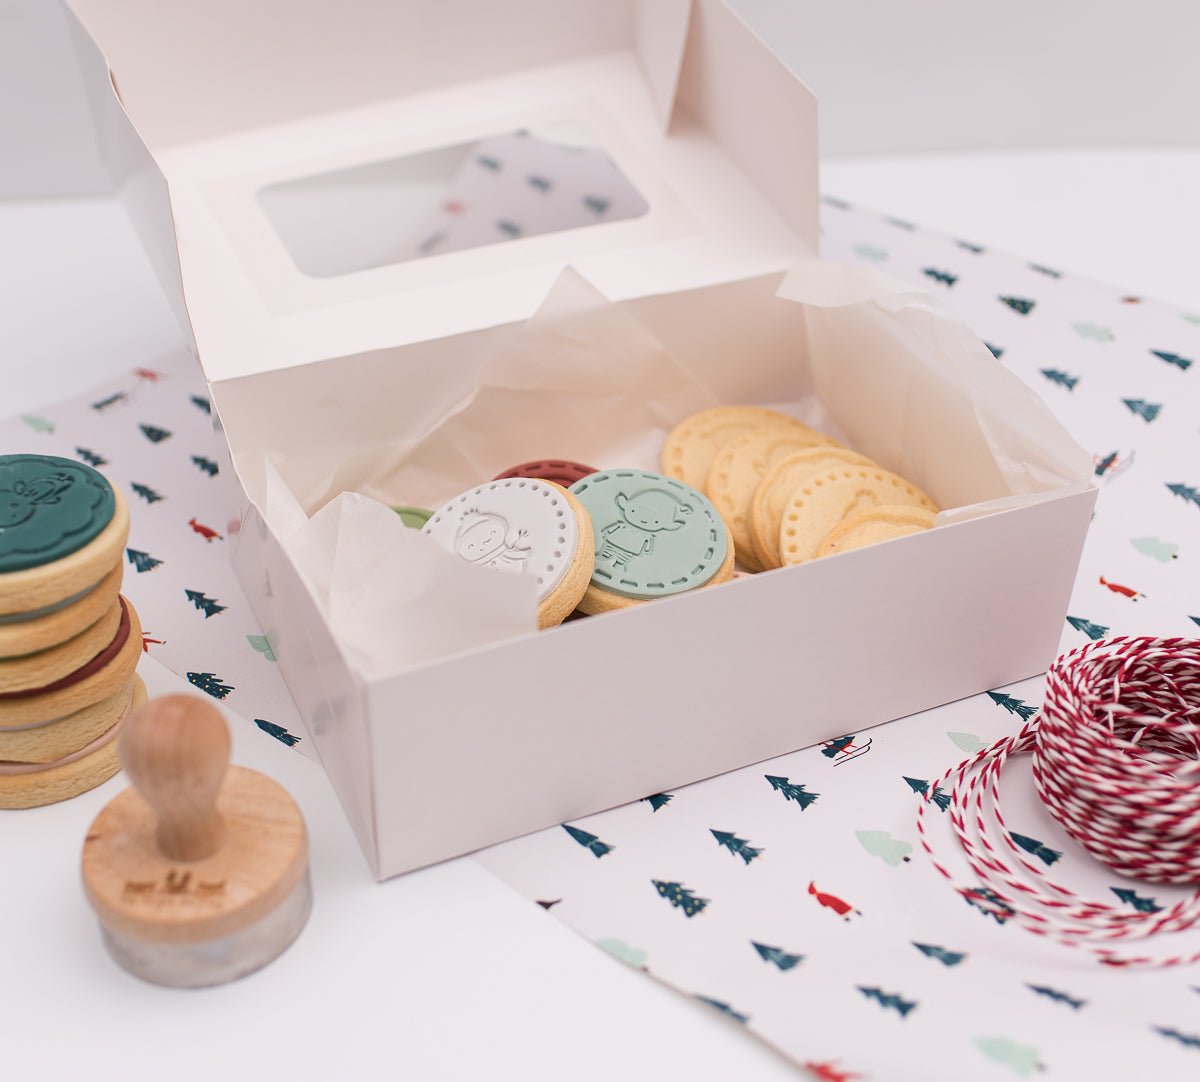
left=455, top=508, right=532, bottom=572
left=598, top=488, right=691, bottom=570
left=0, top=472, right=73, bottom=530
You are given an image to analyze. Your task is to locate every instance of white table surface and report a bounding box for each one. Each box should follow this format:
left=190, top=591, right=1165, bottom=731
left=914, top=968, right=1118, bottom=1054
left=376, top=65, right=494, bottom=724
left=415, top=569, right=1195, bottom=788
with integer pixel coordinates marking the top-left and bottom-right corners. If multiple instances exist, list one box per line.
left=1, top=152, right=1194, bottom=1081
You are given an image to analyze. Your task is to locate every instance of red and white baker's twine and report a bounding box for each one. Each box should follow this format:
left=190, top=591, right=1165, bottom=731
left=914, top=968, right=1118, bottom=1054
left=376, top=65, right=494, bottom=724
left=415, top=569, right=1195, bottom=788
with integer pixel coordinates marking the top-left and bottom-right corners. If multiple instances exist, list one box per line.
left=917, top=636, right=1200, bottom=967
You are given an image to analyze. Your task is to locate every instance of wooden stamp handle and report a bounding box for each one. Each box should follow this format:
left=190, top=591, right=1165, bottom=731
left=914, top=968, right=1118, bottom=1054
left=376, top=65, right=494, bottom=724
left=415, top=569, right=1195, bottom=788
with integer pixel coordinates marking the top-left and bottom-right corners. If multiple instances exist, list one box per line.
left=119, top=693, right=230, bottom=862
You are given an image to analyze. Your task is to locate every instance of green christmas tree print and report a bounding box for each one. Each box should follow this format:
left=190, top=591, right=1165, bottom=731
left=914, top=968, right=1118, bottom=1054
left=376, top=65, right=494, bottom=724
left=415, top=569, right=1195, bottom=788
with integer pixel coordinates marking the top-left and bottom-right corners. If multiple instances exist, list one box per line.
left=1123, top=398, right=1162, bottom=422
left=1167, top=482, right=1200, bottom=508
left=856, top=830, right=913, bottom=866
left=1028, top=263, right=1061, bottom=278
left=1066, top=615, right=1109, bottom=640
left=21, top=415, right=54, bottom=434
left=186, top=672, right=234, bottom=699
left=652, top=880, right=708, bottom=917
left=694, top=996, right=748, bottom=1023
left=948, top=731, right=986, bottom=753
left=91, top=391, right=127, bottom=411
left=752, top=941, right=804, bottom=971
left=1154, top=1026, right=1200, bottom=1050
left=903, top=777, right=951, bottom=812
left=1040, top=368, right=1078, bottom=390
left=247, top=634, right=276, bottom=661
left=185, top=589, right=227, bottom=618
left=1010, top=832, right=1062, bottom=866
left=711, top=829, right=762, bottom=864
left=1027, top=984, right=1085, bottom=1009
left=190, top=394, right=212, bottom=414
left=130, top=482, right=164, bottom=504
left=563, top=824, right=613, bottom=858
left=822, top=195, right=851, bottom=209
left=851, top=242, right=888, bottom=262
left=1073, top=321, right=1114, bottom=342
left=999, top=295, right=1035, bottom=315
left=594, top=938, right=647, bottom=968
left=913, top=942, right=966, bottom=966
left=643, top=793, right=673, bottom=812
left=1112, top=887, right=1163, bottom=913
left=765, top=775, right=819, bottom=809
left=75, top=447, right=107, bottom=467
left=1151, top=349, right=1192, bottom=371
left=125, top=548, right=162, bottom=574
left=922, top=267, right=957, bottom=286
left=975, top=1036, right=1042, bottom=1077
left=192, top=455, right=219, bottom=477
left=858, top=986, right=917, bottom=1018
left=885, top=216, right=915, bottom=230
left=254, top=719, right=301, bottom=747
left=139, top=423, right=171, bottom=443
left=1131, top=536, right=1178, bottom=562
left=987, top=691, right=1038, bottom=721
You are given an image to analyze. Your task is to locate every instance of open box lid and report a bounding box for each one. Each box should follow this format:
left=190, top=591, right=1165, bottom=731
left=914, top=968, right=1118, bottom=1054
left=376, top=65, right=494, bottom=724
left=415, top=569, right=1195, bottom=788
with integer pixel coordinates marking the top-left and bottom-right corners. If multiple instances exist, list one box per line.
left=65, top=0, right=818, bottom=384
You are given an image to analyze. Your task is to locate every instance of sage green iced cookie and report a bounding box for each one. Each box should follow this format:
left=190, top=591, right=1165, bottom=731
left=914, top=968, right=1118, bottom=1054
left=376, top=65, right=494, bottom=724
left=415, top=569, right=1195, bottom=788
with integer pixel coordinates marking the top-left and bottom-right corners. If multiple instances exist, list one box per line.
left=569, top=470, right=729, bottom=601
left=392, top=506, right=433, bottom=529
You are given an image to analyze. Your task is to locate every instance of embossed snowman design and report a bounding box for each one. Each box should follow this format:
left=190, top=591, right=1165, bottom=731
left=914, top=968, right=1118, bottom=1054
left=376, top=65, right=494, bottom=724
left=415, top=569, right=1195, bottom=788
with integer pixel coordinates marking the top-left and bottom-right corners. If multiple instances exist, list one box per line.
left=454, top=508, right=532, bottom=573
left=0, top=473, right=74, bottom=531
left=598, top=489, right=691, bottom=570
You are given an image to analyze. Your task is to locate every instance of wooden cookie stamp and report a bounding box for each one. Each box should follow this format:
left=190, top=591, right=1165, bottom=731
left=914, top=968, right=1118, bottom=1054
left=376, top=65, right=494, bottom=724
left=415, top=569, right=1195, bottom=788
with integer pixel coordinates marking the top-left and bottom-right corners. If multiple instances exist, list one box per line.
left=81, top=694, right=311, bottom=988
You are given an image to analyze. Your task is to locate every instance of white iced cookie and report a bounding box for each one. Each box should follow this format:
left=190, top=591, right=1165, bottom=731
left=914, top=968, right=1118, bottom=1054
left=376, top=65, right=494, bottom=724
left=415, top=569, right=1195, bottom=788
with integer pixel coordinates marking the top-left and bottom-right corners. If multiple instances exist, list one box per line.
left=422, top=479, right=594, bottom=628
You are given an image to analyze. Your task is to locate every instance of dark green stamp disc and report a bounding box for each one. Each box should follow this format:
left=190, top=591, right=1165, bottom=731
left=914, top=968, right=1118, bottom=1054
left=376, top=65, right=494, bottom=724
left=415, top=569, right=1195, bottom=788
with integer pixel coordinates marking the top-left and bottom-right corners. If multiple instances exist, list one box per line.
left=0, top=455, right=115, bottom=574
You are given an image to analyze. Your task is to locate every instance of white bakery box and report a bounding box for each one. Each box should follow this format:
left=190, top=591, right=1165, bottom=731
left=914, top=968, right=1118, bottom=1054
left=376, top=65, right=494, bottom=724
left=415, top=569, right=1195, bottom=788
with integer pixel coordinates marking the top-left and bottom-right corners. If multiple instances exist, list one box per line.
left=66, top=0, right=1095, bottom=879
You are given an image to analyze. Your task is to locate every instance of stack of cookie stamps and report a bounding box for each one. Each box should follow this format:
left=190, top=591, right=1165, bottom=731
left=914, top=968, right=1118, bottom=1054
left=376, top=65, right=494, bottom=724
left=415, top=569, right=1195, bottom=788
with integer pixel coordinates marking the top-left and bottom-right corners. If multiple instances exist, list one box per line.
left=0, top=455, right=145, bottom=809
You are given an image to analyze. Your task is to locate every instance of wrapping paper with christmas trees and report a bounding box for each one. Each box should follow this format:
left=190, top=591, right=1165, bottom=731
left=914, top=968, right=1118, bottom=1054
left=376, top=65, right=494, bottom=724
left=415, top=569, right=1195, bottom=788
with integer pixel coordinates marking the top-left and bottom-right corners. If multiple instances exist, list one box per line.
left=476, top=199, right=1200, bottom=1080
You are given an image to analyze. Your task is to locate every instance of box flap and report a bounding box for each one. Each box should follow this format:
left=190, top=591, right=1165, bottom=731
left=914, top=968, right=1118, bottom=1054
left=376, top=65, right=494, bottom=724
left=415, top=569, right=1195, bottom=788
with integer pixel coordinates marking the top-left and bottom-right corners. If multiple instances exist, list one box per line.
left=67, top=0, right=818, bottom=384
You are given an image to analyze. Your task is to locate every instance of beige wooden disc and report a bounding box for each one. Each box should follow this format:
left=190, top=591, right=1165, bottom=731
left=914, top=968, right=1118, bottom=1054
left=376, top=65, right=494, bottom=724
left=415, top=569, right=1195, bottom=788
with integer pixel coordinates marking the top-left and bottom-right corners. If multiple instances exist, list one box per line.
left=0, top=598, right=122, bottom=691
left=538, top=486, right=595, bottom=629
left=83, top=764, right=309, bottom=945
left=749, top=448, right=878, bottom=569
left=0, top=675, right=145, bottom=809
left=706, top=428, right=842, bottom=573
left=779, top=466, right=938, bottom=567
left=0, top=598, right=142, bottom=729
left=576, top=524, right=735, bottom=614
left=817, top=506, right=938, bottom=557
left=0, top=679, right=135, bottom=764
left=0, top=483, right=129, bottom=616
left=661, top=406, right=833, bottom=492
left=0, top=561, right=122, bottom=658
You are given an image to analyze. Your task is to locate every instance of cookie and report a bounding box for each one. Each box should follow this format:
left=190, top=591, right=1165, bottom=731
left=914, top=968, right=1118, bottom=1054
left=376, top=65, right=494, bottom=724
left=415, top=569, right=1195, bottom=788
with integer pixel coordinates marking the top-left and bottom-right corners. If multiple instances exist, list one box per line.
left=662, top=406, right=837, bottom=492
left=0, top=457, right=128, bottom=616
left=422, top=478, right=594, bottom=628
left=0, top=561, right=122, bottom=658
left=817, top=506, right=937, bottom=557
left=750, top=448, right=877, bottom=569
left=0, top=674, right=145, bottom=809
left=0, top=597, right=122, bottom=690
left=707, top=429, right=846, bottom=572
left=0, top=596, right=142, bottom=729
left=494, top=460, right=598, bottom=487
left=779, top=467, right=938, bottom=566
left=392, top=506, right=433, bottom=529
left=569, top=470, right=733, bottom=613
left=0, top=679, right=135, bottom=764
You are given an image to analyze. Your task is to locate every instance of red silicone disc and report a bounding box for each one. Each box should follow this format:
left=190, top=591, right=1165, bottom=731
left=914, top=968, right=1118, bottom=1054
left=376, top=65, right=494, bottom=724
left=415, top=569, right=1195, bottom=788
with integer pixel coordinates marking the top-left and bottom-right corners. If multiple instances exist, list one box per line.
left=493, top=460, right=598, bottom=487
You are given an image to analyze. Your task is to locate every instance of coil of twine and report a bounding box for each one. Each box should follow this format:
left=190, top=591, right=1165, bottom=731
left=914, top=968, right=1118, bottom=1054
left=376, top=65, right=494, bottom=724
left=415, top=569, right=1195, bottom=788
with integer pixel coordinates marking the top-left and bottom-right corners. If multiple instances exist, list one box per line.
left=917, top=636, right=1200, bottom=967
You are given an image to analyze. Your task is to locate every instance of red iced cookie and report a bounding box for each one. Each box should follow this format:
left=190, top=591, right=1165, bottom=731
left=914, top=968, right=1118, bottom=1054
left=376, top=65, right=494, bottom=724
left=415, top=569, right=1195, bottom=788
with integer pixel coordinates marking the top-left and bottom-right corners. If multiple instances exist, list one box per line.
left=493, top=459, right=598, bottom=487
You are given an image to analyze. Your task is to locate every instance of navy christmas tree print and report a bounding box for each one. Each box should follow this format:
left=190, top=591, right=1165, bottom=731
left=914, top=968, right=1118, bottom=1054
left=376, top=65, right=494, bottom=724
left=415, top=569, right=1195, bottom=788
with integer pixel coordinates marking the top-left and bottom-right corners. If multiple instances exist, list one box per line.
left=185, top=589, right=227, bottom=618
left=1151, top=349, right=1192, bottom=371
left=1041, top=368, right=1078, bottom=391
left=711, top=830, right=763, bottom=864
left=1153, top=1027, right=1200, bottom=1050
left=91, top=391, right=127, bottom=411
left=643, top=793, right=673, bottom=812
left=1067, top=615, right=1109, bottom=640
left=1166, top=483, right=1200, bottom=508
left=1112, top=887, right=1163, bottom=913
left=139, top=423, right=171, bottom=443
left=752, top=942, right=804, bottom=971
left=126, top=548, right=162, bottom=574
left=130, top=482, right=164, bottom=504
left=922, top=267, right=957, bottom=287
left=1010, top=832, right=1062, bottom=866
left=903, top=777, right=951, bottom=812
left=192, top=455, right=219, bottom=477
left=1028, top=985, right=1086, bottom=1010
left=75, top=447, right=107, bottom=466
left=186, top=672, right=234, bottom=699
left=987, top=691, right=1038, bottom=721
left=189, top=394, right=212, bottom=414
left=914, top=943, right=966, bottom=966
left=652, top=880, right=708, bottom=917
left=1000, top=295, right=1035, bottom=315
left=694, top=996, right=749, bottom=1023
left=858, top=987, right=917, bottom=1018
left=1123, top=398, right=1162, bottom=422
left=765, top=775, right=819, bottom=809
left=963, top=886, right=1015, bottom=924
left=563, top=824, right=613, bottom=858
left=254, top=719, right=301, bottom=747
